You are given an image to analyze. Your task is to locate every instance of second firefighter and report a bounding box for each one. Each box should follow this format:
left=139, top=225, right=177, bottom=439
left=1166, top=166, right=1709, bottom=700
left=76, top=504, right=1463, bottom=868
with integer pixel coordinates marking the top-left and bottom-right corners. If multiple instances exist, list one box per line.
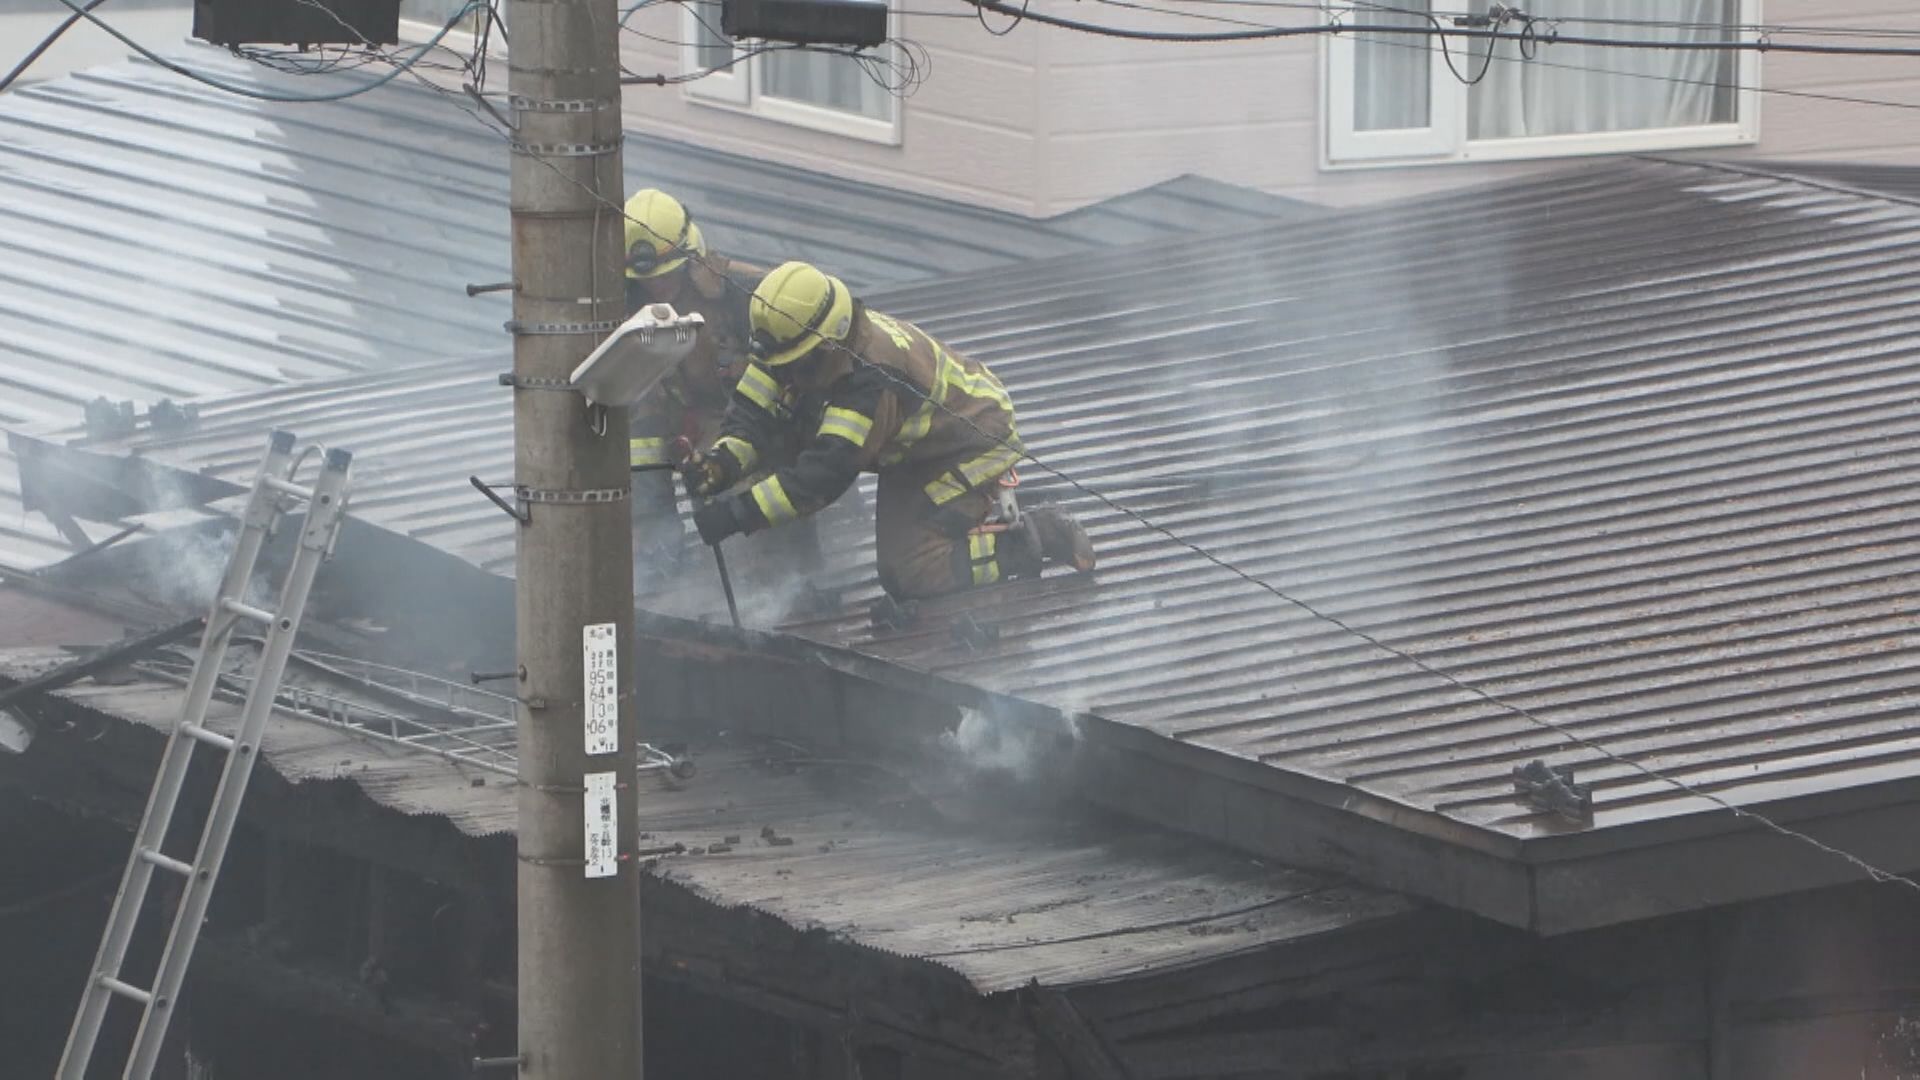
left=682, top=260, right=1095, bottom=600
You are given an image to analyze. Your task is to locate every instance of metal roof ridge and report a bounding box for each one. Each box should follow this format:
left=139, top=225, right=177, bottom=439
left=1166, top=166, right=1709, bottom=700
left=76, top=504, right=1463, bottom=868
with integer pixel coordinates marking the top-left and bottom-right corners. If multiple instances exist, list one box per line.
left=1638, top=153, right=1920, bottom=214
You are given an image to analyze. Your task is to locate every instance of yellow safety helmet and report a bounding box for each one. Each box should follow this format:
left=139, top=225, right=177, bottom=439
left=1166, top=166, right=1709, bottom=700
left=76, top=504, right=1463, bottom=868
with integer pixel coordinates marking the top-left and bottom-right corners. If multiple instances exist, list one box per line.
left=623, top=188, right=707, bottom=280
left=748, top=261, right=854, bottom=367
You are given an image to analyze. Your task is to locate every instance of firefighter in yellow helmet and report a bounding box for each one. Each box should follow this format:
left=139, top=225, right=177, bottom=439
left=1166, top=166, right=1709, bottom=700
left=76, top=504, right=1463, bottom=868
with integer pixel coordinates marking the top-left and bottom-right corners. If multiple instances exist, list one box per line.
left=619, top=189, right=767, bottom=571
left=681, top=261, right=1095, bottom=601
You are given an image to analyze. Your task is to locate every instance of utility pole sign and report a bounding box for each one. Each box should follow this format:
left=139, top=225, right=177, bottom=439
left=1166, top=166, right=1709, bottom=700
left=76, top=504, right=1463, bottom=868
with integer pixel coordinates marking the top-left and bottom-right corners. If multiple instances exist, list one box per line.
left=584, top=623, right=620, bottom=757
left=506, top=0, right=642, bottom=1069
left=584, top=771, right=620, bottom=879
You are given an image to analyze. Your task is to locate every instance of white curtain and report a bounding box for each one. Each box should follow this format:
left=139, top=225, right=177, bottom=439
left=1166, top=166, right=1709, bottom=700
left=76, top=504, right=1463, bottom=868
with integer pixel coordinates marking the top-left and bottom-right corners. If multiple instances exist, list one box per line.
left=1353, top=2, right=1432, bottom=132
left=1469, top=0, right=1737, bottom=139
left=762, top=48, right=892, bottom=121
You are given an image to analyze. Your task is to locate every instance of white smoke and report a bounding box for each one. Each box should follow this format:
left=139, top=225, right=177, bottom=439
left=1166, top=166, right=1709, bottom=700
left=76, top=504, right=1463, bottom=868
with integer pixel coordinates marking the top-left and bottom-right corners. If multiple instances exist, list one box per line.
left=148, top=525, right=241, bottom=612
left=123, top=468, right=282, bottom=616
left=939, top=705, right=1079, bottom=782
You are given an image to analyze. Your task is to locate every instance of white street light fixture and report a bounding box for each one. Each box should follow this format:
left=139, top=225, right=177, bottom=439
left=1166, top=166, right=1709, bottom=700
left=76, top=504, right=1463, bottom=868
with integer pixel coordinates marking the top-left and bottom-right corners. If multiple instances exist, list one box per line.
left=569, top=304, right=706, bottom=408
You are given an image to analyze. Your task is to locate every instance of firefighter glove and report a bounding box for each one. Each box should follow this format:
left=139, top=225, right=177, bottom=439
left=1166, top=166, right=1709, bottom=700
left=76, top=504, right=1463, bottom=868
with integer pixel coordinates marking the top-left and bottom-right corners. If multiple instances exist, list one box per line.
left=681, top=449, right=738, bottom=498
left=693, top=497, right=746, bottom=547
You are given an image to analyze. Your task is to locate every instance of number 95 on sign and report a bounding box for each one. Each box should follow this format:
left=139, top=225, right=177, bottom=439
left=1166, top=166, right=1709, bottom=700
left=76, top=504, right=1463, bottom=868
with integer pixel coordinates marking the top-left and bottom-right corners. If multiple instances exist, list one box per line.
left=584, top=623, right=619, bottom=757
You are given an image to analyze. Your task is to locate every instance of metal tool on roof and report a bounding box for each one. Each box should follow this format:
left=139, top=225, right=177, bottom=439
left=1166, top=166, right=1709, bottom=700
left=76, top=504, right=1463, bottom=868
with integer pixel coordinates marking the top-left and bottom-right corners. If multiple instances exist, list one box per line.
left=670, top=436, right=742, bottom=629
left=60, top=431, right=354, bottom=1080
left=1512, top=759, right=1593, bottom=826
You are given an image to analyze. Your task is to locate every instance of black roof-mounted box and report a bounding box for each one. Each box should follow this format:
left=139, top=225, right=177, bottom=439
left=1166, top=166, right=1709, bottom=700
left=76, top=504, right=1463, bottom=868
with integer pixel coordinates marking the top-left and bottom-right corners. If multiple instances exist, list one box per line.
left=193, top=0, right=401, bottom=47
left=722, top=0, right=887, bottom=48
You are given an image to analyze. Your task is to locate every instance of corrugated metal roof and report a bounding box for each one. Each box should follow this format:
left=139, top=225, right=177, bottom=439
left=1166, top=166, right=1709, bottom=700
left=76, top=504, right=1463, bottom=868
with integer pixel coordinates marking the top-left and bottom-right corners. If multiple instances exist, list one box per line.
left=0, top=642, right=1406, bottom=992
left=45, top=156, right=1920, bottom=859
left=838, top=156, right=1920, bottom=843
left=1731, top=158, right=1920, bottom=205
left=30, top=354, right=519, bottom=571
left=0, top=48, right=1306, bottom=432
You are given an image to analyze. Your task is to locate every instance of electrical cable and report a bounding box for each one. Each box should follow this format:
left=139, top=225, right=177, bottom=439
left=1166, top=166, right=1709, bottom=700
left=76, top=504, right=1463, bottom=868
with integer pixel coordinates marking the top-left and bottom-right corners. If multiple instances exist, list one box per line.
left=1231, top=0, right=1920, bottom=43
left=0, top=0, right=111, bottom=94
left=618, top=1, right=927, bottom=96
left=678, top=0, right=731, bottom=43
left=927, top=0, right=1920, bottom=45
left=41, top=0, right=485, bottom=103
left=630, top=38, right=927, bottom=94
left=1094, top=0, right=1498, bottom=80
left=953, top=0, right=1920, bottom=57
left=978, top=0, right=1030, bottom=37
left=475, top=121, right=1920, bottom=897
left=1351, top=12, right=1920, bottom=112
left=1082, top=0, right=1920, bottom=113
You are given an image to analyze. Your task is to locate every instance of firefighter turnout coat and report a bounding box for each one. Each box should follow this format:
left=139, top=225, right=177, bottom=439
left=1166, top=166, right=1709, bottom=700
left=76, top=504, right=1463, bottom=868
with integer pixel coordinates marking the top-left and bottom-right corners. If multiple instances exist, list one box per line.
left=708, top=306, right=1026, bottom=598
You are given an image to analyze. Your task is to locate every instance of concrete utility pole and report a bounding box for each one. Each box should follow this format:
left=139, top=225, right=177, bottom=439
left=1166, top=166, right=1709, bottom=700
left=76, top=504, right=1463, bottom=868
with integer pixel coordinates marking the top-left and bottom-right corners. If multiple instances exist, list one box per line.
left=505, top=0, right=641, bottom=1071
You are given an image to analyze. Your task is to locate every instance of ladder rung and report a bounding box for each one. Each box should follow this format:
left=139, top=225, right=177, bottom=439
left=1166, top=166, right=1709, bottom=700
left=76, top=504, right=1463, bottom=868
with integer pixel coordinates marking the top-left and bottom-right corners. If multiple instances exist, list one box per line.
left=220, top=598, right=276, bottom=625
left=262, top=475, right=314, bottom=501
left=182, top=723, right=234, bottom=751
left=98, top=976, right=152, bottom=1005
left=138, top=848, right=195, bottom=878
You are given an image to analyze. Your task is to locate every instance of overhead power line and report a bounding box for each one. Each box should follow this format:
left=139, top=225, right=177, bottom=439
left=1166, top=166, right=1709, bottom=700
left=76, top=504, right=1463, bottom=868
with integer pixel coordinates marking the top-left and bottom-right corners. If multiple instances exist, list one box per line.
left=965, top=0, right=1920, bottom=43
left=1343, top=0, right=1920, bottom=39
left=1096, top=0, right=1920, bottom=114
left=1129, top=0, right=1920, bottom=44
left=0, top=0, right=111, bottom=94
left=954, top=0, right=1920, bottom=57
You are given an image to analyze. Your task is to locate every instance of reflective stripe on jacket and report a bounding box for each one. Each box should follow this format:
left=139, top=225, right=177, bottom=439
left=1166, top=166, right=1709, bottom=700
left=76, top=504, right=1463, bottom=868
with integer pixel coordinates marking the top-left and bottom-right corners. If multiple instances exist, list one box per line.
left=716, top=306, right=1022, bottom=532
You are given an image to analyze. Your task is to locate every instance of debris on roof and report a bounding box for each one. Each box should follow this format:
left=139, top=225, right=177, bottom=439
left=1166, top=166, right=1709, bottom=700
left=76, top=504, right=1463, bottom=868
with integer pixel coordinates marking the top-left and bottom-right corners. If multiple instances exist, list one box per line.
left=0, top=636, right=1407, bottom=993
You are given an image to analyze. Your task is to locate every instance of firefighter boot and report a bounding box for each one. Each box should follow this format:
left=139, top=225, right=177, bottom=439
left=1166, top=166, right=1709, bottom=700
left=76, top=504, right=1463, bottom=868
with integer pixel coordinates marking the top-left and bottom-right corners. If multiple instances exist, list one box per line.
left=1010, top=504, right=1096, bottom=576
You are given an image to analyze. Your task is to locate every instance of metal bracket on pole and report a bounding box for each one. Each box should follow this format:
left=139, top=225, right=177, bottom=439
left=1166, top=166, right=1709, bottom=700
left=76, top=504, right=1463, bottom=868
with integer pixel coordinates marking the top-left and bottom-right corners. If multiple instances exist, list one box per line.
left=469, top=476, right=531, bottom=525
left=463, top=83, right=519, bottom=131
left=509, top=94, right=614, bottom=113
left=502, top=320, right=623, bottom=337
left=497, top=373, right=584, bottom=391
left=507, top=138, right=624, bottom=158
left=516, top=486, right=630, bottom=506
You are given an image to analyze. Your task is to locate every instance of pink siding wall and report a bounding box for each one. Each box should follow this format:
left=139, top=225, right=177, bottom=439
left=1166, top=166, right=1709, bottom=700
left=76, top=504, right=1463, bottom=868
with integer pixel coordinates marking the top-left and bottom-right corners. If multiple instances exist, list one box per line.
left=617, top=0, right=1920, bottom=216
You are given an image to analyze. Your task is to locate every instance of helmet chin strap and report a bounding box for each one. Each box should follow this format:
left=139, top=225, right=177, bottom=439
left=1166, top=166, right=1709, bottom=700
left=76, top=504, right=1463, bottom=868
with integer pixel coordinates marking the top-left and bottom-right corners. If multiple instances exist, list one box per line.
left=637, top=270, right=686, bottom=302
left=629, top=215, right=692, bottom=274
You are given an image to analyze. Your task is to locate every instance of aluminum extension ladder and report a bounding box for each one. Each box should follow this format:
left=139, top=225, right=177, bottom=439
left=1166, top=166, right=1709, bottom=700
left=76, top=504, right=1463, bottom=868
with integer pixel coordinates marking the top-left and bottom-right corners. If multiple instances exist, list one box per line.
left=58, top=431, right=353, bottom=1080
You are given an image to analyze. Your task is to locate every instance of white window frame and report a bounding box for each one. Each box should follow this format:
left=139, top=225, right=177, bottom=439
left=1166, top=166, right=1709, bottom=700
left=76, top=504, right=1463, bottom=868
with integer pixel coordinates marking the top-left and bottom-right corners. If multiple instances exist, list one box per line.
left=680, top=2, right=903, bottom=146
left=677, top=0, right=751, bottom=105
left=397, top=2, right=506, bottom=65
left=1321, top=1, right=1761, bottom=169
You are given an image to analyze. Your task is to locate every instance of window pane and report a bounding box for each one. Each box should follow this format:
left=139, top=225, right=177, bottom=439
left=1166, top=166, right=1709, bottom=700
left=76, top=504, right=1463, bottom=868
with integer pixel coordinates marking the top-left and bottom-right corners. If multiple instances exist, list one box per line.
left=1353, top=2, right=1431, bottom=132
left=401, top=0, right=481, bottom=27
left=762, top=49, right=892, bottom=121
left=1469, top=0, right=1739, bottom=140
left=687, top=0, right=732, bottom=73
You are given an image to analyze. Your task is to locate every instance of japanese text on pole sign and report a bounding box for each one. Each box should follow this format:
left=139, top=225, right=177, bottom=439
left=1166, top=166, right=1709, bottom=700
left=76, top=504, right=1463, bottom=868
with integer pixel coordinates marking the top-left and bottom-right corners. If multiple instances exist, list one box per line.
left=585, top=771, right=618, bottom=879
left=583, top=622, right=618, bottom=756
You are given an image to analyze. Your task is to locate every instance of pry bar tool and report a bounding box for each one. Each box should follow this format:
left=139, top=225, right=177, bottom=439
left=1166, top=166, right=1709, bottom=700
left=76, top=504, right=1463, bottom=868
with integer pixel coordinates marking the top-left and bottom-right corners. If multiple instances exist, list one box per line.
left=670, top=437, right=742, bottom=629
